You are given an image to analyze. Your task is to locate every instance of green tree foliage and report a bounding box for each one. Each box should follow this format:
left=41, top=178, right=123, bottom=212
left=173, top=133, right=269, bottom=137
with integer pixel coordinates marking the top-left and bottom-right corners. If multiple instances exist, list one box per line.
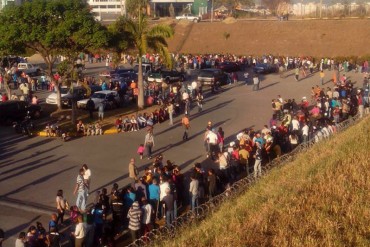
left=214, top=0, right=254, bottom=10
left=106, top=23, right=129, bottom=68
left=118, top=0, right=174, bottom=109
left=262, top=0, right=291, bottom=15
left=0, top=0, right=107, bottom=110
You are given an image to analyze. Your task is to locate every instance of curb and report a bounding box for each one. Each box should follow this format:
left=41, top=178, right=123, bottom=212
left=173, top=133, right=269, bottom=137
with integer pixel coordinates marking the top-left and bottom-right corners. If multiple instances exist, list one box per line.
left=35, top=128, right=118, bottom=137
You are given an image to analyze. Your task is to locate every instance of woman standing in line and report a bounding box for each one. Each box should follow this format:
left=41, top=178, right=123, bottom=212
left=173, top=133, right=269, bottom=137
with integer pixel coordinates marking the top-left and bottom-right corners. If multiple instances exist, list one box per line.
left=56, top=190, right=66, bottom=225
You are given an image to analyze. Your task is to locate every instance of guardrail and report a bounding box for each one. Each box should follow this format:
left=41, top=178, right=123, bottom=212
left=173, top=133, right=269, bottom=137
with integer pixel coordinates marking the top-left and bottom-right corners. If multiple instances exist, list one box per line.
left=127, top=113, right=364, bottom=247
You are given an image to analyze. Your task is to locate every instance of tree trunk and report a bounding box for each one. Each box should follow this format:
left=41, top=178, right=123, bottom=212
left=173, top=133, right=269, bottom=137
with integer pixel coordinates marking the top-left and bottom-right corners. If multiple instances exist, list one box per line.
left=137, top=57, right=144, bottom=109
left=71, top=98, right=77, bottom=125
left=4, top=74, right=11, bottom=99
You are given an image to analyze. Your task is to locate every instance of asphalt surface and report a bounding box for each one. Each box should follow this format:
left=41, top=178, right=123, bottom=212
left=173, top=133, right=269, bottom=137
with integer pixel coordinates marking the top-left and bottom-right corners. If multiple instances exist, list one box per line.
left=0, top=65, right=365, bottom=246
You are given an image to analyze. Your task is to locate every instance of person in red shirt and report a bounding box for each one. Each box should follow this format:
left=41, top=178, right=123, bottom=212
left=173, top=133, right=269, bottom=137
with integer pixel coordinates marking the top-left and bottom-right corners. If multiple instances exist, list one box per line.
left=2, top=93, right=8, bottom=102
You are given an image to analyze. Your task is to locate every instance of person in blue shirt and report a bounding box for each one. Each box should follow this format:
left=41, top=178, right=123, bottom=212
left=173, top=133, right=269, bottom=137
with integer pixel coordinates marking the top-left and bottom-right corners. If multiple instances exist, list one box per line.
left=123, top=187, right=136, bottom=208
left=92, top=202, right=105, bottom=242
left=148, top=179, right=160, bottom=221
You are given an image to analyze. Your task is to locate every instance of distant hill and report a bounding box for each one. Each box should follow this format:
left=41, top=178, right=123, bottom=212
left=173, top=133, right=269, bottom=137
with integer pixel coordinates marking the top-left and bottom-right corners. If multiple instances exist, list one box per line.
left=158, top=115, right=370, bottom=247
left=167, top=19, right=370, bottom=57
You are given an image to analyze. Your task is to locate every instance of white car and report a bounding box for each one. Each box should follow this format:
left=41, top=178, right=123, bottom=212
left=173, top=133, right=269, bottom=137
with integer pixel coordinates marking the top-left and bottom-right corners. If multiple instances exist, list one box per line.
left=17, top=63, right=41, bottom=75
left=46, top=87, right=71, bottom=105
left=175, top=14, right=201, bottom=23
left=77, top=90, right=120, bottom=110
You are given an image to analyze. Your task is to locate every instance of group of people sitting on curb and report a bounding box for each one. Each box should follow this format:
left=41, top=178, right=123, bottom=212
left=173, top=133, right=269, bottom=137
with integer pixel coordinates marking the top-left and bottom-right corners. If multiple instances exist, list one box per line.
left=76, top=120, right=103, bottom=136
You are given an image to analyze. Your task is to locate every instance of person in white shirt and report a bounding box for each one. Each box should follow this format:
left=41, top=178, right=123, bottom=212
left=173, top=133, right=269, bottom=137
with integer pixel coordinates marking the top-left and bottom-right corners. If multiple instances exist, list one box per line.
left=302, top=122, right=309, bottom=143
left=73, top=216, right=85, bottom=247
left=82, top=164, right=91, bottom=193
left=141, top=198, right=153, bottom=235
left=291, top=116, right=300, bottom=131
left=159, top=176, right=170, bottom=201
left=15, top=232, right=26, bottom=247
left=206, top=129, right=218, bottom=160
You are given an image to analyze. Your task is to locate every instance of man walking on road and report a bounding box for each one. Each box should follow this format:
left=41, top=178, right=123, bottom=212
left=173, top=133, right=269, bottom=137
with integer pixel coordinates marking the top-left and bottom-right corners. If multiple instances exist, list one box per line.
left=253, top=74, right=260, bottom=91
left=144, top=131, right=155, bottom=159
left=167, top=102, right=174, bottom=125
left=73, top=168, right=88, bottom=212
left=320, top=70, right=325, bottom=85
left=128, top=158, right=138, bottom=183
left=181, top=114, right=190, bottom=140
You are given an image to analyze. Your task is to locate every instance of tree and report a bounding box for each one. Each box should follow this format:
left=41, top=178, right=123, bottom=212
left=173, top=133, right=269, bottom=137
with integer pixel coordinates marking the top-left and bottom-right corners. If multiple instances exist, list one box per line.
left=106, top=23, right=129, bottom=69
left=0, top=0, right=107, bottom=111
left=262, top=0, right=291, bottom=15
left=214, top=0, right=254, bottom=12
left=121, top=0, right=174, bottom=109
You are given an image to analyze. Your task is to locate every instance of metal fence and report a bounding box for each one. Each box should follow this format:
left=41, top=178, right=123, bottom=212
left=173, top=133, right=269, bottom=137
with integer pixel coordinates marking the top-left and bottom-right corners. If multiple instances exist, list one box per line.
left=127, top=113, right=364, bottom=247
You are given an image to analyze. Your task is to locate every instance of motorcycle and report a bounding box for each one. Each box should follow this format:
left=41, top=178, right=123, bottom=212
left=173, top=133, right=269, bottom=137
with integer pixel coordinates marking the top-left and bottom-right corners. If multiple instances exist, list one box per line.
left=13, top=112, right=34, bottom=137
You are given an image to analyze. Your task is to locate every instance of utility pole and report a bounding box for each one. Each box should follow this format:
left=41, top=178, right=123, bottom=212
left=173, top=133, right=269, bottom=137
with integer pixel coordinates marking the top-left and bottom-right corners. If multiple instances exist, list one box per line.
left=301, top=0, right=303, bottom=19
left=211, top=0, right=214, bottom=22
left=320, top=0, right=323, bottom=19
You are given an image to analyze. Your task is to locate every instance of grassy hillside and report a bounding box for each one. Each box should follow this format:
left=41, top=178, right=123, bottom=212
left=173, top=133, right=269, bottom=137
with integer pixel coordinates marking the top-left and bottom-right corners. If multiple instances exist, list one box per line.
left=167, top=19, right=370, bottom=57
left=159, top=116, right=370, bottom=247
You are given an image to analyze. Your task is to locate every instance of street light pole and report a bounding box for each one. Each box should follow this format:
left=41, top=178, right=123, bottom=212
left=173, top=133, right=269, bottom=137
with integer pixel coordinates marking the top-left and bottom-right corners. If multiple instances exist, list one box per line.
left=211, top=0, right=214, bottom=22
left=301, top=0, right=303, bottom=19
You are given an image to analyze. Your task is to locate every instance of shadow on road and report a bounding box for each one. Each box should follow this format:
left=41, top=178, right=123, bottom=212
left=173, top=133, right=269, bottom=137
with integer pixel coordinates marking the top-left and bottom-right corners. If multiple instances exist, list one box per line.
left=259, top=81, right=280, bottom=91
left=0, top=154, right=68, bottom=182
left=1, top=165, right=76, bottom=197
left=4, top=215, right=41, bottom=241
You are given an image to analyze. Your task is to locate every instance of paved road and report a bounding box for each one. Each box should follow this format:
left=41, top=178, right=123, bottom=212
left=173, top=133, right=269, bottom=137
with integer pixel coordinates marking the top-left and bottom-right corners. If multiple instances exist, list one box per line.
left=0, top=68, right=365, bottom=247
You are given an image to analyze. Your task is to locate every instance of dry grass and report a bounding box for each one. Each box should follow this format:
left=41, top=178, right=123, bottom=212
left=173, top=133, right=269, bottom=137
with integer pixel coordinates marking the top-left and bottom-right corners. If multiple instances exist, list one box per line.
left=159, top=116, right=370, bottom=247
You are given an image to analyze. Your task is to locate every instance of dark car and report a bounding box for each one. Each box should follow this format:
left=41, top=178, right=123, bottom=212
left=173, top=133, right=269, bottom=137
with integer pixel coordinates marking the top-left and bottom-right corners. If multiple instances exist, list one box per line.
left=112, top=72, right=138, bottom=85
left=0, top=101, right=42, bottom=124
left=148, top=69, right=185, bottom=84
left=197, top=68, right=228, bottom=86
left=99, top=68, right=135, bottom=78
left=253, top=63, right=278, bottom=74
left=217, top=61, right=240, bottom=73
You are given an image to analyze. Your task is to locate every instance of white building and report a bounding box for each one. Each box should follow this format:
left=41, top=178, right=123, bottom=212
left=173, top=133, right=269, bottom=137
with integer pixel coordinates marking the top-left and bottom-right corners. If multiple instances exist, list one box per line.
left=0, top=0, right=22, bottom=10
left=87, top=0, right=126, bottom=20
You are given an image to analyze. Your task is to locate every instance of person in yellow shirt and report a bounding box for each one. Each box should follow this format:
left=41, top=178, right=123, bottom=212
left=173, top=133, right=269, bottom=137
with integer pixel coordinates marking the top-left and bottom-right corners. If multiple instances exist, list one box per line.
left=320, top=70, right=325, bottom=85
left=238, top=146, right=249, bottom=175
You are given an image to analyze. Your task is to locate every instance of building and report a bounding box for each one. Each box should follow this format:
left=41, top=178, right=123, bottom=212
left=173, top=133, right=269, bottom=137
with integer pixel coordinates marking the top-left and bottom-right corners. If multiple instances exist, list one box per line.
left=150, top=0, right=195, bottom=17
left=87, top=0, right=126, bottom=21
left=0, top=0, right=22, bottom=10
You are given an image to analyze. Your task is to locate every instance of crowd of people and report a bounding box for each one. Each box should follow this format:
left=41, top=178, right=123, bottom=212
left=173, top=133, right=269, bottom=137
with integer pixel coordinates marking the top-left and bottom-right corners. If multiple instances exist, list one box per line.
left=2, top=52, right=369, bottom=247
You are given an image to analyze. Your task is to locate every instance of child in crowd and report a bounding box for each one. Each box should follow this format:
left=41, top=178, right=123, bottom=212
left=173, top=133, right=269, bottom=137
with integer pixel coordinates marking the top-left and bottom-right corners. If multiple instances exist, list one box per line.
left=137, top=144, right=145, bottom=160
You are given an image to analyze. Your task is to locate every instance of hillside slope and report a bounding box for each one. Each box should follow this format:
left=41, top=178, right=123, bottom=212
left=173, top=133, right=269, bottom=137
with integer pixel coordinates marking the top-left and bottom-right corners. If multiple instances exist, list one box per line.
left=159, top=116, right=370, bottom=247
left=167, top=19, right=370, bottom=57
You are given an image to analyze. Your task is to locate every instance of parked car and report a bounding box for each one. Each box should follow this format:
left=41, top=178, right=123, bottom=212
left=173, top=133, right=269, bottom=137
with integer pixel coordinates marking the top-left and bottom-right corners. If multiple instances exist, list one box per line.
left=197, top=68, right=228, bottom=86
left=77, top=90, right=120, bottom=110
left=99, top=68, right=135, bottom=78
left=134, top=63, right=153, bottom=78
left=176, top=14, right=201, bottom=23
left=147, top=69, right=185, bottom=84
left=217, top=61, right=240, bottom=73
left=111, top=72, right=138, bottom=85
left=46, top=85, right=101, bottom=107
left=61, top=85, right=102, bottom=107
left=0, top=100, right=42, bottom=124
left=17, top=63, right=41, bottom=75
left=253, top=63, right=278, bottom=74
